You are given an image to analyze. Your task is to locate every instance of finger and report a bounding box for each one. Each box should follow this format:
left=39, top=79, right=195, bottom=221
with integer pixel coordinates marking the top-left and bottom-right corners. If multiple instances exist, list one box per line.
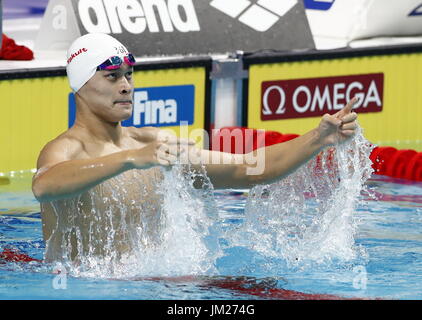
left=167, top=144, right=180, bottom=157
left=171, top=143, right=194, bottom=157
left=157, top=151, right=178, bottom=165
left=340, top=130, right=356, bottom=137
left=340, top=112, right=357, bottom=124
left=164, top=138, right=195, bottom=147
left=176, top=138, right=196, bottom=146
left=165, top=154, right=178, bottom=165
left=336, top=96, right=359, bottom=119
left=156, top=141, right=166, bottom=149
left=165, top=135, right=179, bottom=144
left=157, top=130, right=176, bottom=143
left=177, top=138, right=196, bottom=145
left=156, top=143, right=169, bottom=158
left=179, top=144, right=195, bottom=156
left=323, top=114, right=342, bottom=127
left=157, top=135, right=169, bottom=143
left=157, top=157, right=170, bottom=166
left=340, top=122, right=357, bottom=131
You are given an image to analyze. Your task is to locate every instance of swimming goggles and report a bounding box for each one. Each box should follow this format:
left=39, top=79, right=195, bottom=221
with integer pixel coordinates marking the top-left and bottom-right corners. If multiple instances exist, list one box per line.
left=97, top=53, right=136, bottom=71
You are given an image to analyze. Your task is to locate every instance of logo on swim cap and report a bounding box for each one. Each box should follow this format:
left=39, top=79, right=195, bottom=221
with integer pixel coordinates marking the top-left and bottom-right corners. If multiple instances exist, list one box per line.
left=67, top=48, right=88, bottom=64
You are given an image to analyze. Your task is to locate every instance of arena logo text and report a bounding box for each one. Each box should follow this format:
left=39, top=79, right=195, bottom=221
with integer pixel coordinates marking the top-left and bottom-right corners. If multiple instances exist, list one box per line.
left=77, top=0, right=200, bottom=34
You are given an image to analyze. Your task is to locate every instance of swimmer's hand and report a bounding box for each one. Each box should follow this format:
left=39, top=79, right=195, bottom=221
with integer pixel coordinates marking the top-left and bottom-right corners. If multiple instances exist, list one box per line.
left=316, top=96, right=359, bottom=146
left=126, top=133, right=196, bottom=169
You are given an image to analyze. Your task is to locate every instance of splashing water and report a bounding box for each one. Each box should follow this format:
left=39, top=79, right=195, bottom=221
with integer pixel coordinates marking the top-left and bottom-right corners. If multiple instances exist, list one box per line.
left=45, top=164, right=222, bottom=279
left=43, top=125, right=373, bottom=278
left=230, top=125, right=374, bottom=270
left=141, top=164, right=222, bottom=277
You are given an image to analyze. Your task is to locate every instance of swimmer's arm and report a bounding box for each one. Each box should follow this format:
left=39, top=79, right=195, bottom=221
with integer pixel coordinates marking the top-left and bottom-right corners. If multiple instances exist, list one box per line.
left=195, top=128, right=324, bottom=189
left=194, top=98, right=359, bottom=189
left=32, top=139, right=157, bottom=202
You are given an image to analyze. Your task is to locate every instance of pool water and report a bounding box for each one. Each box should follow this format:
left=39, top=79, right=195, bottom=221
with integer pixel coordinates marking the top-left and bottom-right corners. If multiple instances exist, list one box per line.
left=0, top=170, right=421, bottom=300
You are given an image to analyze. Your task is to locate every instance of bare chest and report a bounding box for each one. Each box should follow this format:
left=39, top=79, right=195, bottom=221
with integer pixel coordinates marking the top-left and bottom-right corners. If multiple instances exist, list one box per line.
left=79, top=136, right=146, bottom=159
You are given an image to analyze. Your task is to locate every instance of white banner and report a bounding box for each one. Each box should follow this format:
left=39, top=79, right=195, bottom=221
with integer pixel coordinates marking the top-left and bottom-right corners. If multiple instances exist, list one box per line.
left=35, top=0, right=315, bottom=56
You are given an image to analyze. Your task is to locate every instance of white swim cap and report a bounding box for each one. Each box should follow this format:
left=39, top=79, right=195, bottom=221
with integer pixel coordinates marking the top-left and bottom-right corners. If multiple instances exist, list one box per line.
left=66, top=33, right=130, bottom=92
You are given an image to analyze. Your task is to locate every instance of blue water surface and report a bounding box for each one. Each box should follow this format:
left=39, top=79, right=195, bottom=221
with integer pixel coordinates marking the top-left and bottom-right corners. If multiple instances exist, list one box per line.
left=0, top=174, right=421, bottom=300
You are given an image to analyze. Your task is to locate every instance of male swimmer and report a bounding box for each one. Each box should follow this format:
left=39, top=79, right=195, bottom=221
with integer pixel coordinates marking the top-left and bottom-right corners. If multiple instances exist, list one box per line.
left=32, top=34, right=358, bottom=262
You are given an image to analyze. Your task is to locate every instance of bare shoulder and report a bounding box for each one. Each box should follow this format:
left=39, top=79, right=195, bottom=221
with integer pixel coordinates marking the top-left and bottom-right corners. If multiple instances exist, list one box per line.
left=36, top=130, right=85, bottom=170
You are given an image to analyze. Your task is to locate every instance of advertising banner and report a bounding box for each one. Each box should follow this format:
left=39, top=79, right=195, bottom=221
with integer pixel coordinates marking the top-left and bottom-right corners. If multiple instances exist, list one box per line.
left=69, top=84, right=196, bottom=128
left=246, top=47, right=422, bottom=151
left=0, top=61, right=210, bottom=173
left=35, top=0, right=315, bottom=56
left=305, top=0, right=422, bottom=42
left=261, top=73, right=384, bottom=121
left=69, top=65, right=209, bottom=135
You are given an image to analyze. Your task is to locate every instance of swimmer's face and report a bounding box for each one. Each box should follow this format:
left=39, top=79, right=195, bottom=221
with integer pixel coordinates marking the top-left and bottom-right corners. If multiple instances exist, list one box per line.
left=77, top=63, right=134, bottom=122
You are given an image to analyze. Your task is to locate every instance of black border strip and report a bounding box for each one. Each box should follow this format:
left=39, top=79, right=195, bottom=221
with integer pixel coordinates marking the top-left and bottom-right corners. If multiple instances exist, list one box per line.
left=0, top=56, right=213, bottom=81
left=203, top=62, right=212, bottom=140
left=134, top=55, right=212, bottom=71
left=243, top=43, right=422, bottom=66
left=241, top=77, right=249, bottom=128
left=0, top=67, right=67, bottom=80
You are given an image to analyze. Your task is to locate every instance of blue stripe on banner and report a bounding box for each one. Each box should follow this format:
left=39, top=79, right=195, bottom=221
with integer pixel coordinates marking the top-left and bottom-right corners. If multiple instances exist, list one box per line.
left=304, top=0, right=336, bottom=11
left=409, top=3, right=422, bottom=16
left=68, top=84, right=195, bottom=128
left=3, top=0, right=48, bottom=19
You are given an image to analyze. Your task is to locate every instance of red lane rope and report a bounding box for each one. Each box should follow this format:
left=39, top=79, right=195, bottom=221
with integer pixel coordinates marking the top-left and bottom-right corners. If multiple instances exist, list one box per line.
left=212, top=127, right=422, bottom=182
left=144, top=276, right=366, bottom=300
left=204, top=278, right=357, bottom=300
left=2, top=249, right=376, bottom=299
left=0, top=248, right=42, bottom=263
